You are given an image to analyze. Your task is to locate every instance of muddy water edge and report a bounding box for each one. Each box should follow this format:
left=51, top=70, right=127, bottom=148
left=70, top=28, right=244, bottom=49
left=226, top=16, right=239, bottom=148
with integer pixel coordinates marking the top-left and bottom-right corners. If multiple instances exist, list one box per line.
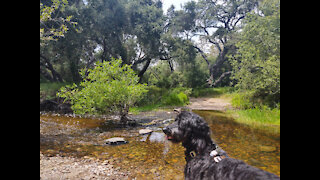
left=40, top=110, right=280, bottom=179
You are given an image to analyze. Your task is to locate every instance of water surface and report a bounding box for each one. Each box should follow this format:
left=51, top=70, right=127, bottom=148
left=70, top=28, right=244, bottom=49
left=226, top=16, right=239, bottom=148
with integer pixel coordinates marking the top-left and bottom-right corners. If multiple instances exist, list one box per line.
left=194, top=110, right=280, bottom=176
left=40, top=110, right=280, bottom=179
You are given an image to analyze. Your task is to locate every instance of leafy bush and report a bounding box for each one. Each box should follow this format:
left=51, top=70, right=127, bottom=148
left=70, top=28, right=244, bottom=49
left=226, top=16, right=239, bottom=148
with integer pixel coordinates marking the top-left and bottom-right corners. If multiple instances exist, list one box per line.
left=135, top=87, right=191, bottom=110
left=160, top=88, right=191, bottom=106
left=231, top=90, right=280, bottom=109
left=135, top=86, right=165, bottom=107
left=162, top=92, right=189, bottom=106
left=57, top=58, right=148, bottom=115
left=231, top=92, right=254, bottom=109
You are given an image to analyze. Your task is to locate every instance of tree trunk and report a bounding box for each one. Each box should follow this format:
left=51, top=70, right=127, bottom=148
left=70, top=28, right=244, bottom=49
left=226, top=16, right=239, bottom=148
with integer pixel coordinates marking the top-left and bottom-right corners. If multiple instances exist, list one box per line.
left=194, top=45, right=231, bottom=87
left=40, top=54, right=64, bottom=82
left=208, top=47, right=230, bottom=87
left=138, top=58, right=151, bottom=83
left=40, top=67, right=55, bottom=82
left=120, top=104, right=129, bottom=124
left=119, top=104, right=136, bottom=126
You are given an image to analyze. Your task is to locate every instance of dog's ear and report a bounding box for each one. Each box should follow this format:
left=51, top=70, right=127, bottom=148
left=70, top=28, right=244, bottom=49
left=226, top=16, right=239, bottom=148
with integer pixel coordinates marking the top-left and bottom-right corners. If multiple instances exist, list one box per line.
left=192, top=117, right=211, bottom=137
left=174, top=108, right=181, bottom=114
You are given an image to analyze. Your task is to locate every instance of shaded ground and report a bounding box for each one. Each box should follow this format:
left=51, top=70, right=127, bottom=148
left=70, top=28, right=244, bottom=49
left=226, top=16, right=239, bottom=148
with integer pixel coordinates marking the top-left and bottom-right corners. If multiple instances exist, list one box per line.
left=187, top=97, right=232, bottom=111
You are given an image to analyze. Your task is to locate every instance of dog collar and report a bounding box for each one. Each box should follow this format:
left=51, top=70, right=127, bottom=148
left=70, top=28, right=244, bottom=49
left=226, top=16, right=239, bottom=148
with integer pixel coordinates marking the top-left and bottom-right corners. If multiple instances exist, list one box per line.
left=190, top=151, right=196, bottom=158
left=189, top=150, right=226, bottom=162
left=210, top=150, right=226, bottom=163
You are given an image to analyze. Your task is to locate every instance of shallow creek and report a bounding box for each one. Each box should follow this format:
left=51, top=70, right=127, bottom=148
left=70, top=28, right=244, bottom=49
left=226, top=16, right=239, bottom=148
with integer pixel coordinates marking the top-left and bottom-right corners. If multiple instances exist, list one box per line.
left=40, top=110, right=280, bottom=179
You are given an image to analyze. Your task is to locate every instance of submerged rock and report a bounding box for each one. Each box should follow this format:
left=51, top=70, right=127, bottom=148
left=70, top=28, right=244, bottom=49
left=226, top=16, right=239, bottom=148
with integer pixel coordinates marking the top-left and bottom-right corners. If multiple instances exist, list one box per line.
left=140, top=134, right=149, bottom=142
left=148, top=132, right=166, bottom=143
left=105, top=137, right=128, bottom=145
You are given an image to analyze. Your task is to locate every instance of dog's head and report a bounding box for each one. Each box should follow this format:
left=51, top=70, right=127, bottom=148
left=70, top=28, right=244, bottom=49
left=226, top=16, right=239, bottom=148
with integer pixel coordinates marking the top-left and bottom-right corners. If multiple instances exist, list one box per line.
left=163, top=111, right=211, bottom=144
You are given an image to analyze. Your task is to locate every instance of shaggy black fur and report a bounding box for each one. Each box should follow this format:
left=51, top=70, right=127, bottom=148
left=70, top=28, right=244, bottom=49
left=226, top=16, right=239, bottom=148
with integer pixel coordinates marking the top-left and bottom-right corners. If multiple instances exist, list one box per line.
left=163, top=111, right=280, bottom=180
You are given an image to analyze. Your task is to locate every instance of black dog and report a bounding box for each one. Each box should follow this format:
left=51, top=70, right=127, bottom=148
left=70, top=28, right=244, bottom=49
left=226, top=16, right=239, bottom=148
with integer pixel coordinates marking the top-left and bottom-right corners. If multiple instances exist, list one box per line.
left=163, top=111, right=280, bottom=180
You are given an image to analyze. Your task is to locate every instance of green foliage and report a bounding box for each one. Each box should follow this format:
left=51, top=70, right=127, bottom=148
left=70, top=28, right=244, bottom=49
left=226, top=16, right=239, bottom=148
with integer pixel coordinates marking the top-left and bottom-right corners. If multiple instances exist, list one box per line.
left=127, top=0, right=164, bottom=48
left=230, top=91, right=255, bottom=109
left=144, top=54, right=208, bottom=89
left=161, top=87, right=191, bottom=106
left=144, top=62, right=178, bottom=88
left=57, top=58, right=148, bottom=115
left=230, top=0, right=280, bottom=107
left=191, top=87, right=234, bottom=98
left=134, top=86, right=191, bottom=111
left=40, top=0, right=280, bottom=112
left=162, top=92, right=188, bottom=106
left=40, top=82, right=71, bottom=100
left=231, top=106, right=280, bottom=127
left=40, top=0, right=76, bottom=45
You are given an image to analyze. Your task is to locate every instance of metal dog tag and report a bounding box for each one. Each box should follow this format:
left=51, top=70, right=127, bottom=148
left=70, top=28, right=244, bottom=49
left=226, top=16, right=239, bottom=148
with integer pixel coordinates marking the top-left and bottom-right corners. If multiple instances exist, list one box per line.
left=210, top=150, right=218, bottom=157
left=214, top=156, right=222, bottom=162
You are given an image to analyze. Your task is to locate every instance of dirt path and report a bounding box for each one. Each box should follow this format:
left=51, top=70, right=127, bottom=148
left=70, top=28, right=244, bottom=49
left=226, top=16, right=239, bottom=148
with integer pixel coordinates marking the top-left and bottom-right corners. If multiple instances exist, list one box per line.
left=187, top=97, right=232, bottom=111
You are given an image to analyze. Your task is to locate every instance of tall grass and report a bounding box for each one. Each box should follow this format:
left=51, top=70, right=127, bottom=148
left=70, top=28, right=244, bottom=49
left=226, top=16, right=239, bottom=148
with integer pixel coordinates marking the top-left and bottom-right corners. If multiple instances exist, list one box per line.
left=227, top=90, right=280, bottom=133
left=232, top=107, right=280, bottom=125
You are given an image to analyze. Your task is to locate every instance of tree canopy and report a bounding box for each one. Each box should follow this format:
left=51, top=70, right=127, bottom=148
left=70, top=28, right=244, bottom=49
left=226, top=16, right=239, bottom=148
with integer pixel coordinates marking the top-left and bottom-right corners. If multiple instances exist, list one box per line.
left=40, top=0, right=76, bottom=45
left=230, top=0, right=280, bottom=106
left=40, top=0, right=280, bottom=108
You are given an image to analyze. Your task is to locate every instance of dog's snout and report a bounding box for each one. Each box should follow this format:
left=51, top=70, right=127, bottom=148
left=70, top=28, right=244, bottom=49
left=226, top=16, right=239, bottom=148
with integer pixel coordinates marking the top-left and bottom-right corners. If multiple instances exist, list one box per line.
left=163, top=127, right=170, bottom=134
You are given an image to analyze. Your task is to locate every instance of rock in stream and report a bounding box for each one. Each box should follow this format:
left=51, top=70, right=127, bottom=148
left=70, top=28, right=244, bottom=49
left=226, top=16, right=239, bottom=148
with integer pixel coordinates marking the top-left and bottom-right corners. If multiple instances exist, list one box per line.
left=105, top=137, right=128, bottom=145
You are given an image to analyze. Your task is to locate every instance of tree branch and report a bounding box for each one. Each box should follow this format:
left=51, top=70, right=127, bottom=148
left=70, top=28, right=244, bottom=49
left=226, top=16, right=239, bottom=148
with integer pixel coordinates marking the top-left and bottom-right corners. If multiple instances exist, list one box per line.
left=212, top=71, right=232, bottom=87
left=193, top=45, right=210, bottom=66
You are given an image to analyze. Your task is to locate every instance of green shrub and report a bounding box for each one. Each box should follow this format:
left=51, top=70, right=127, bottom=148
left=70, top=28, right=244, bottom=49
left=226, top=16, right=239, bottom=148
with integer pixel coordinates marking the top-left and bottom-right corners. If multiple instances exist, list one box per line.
left=162, top=92, right=189, bottom=106
left=57, top=58, right=148, bottom=115
left=162, top=93, right=180, bottom=106
left=161, top=88, right=190, bottom=106
left=134, top=87, right=191, bottom=111
left=178, top=92, right=188, bottom=104
left=231, top=92, right=254, bottom=109
left=136, top=86, right=166, bottom=106
left=231, top=90, right=280, bottom=109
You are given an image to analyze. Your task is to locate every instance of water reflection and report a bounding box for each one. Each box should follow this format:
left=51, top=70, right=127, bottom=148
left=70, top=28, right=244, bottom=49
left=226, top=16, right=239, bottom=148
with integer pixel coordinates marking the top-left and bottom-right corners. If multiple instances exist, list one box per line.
left=194, top=110, right=280, bottom=176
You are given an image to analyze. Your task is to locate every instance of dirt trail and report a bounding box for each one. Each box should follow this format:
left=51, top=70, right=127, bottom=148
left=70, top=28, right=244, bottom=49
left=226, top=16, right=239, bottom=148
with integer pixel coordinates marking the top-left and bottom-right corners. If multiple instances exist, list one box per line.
left=187, top=97, right=232, bottom=111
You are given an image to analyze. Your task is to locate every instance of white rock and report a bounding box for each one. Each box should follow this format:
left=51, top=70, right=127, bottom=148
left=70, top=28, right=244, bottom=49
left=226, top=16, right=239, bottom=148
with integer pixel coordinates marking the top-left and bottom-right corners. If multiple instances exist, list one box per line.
left=139, top=129, right=153, bottom=135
